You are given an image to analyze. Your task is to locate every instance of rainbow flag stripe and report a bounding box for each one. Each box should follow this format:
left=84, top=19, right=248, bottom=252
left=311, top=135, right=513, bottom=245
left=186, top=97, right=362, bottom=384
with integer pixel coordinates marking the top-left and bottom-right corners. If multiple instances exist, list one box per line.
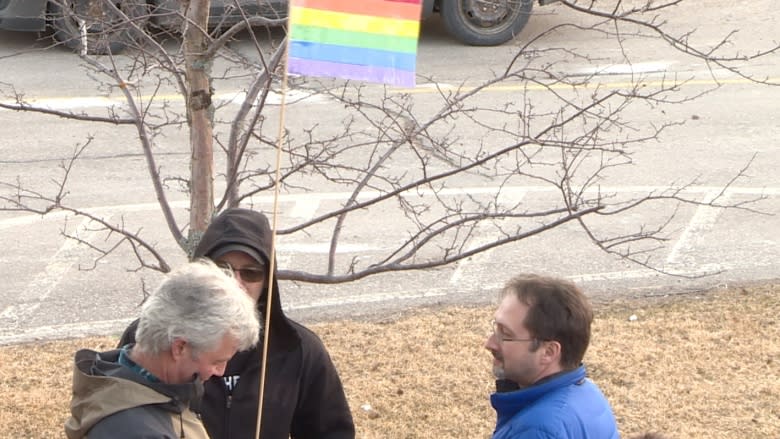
left=288, top=0, right=422, bottom=87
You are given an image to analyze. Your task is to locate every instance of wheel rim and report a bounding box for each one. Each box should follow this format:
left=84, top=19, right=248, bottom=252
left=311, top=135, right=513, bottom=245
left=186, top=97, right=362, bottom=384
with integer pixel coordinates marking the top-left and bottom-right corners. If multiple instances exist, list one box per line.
left=459, top=0, right=522, bottom=33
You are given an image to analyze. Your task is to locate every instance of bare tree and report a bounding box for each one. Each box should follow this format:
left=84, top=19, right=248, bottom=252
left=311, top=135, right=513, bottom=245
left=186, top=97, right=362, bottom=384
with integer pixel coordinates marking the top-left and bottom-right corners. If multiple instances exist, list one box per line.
left=1, top=0, right=776, bottom=284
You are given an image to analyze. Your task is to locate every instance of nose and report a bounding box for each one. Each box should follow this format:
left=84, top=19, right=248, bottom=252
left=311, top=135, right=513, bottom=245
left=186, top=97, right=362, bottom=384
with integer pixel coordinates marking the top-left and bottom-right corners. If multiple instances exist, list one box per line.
left=232, top=272, right=250, bottom=292
left=202, top=364, right=225, bottom=382
left=484, top=333, right=499, bottom=352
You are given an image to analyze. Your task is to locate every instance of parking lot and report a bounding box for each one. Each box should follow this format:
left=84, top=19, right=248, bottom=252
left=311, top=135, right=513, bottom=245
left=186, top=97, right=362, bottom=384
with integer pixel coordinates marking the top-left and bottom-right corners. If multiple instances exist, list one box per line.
left=1, top=1, right=778, bottom=344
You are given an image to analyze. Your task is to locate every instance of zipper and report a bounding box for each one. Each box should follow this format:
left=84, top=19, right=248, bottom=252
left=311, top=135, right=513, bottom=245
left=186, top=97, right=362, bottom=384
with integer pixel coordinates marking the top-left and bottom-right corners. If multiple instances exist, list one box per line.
left=225, top=394, right=232, bottom=437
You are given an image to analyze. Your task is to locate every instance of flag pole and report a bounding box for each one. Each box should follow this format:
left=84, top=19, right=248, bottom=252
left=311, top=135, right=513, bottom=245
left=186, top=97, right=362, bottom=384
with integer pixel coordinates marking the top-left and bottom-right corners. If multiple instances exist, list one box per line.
left=254, top=1, right=423, bottom=435
left=255, top=33, right=292, bottom=439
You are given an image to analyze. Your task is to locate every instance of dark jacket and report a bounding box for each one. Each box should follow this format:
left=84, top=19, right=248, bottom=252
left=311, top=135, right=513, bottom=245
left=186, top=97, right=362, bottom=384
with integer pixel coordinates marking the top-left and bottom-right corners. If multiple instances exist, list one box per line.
left=119, top=208, right=355, bottom=439
left=490, top=365, right=619, bottom=439
left=65, top=348, right=207, bottom=439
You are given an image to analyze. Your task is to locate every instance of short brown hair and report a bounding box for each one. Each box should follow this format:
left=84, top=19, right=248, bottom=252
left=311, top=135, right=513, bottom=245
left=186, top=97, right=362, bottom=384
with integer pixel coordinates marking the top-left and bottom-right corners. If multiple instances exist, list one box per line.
left=501, top=274, right=593, bottom=369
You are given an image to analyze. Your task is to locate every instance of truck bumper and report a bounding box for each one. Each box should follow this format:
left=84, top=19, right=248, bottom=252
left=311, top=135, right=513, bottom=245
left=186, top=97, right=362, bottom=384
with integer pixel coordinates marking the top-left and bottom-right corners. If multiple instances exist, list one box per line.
left=0, top=0, right=47, bottom=32
left=421, top=0, right=435, bottom=19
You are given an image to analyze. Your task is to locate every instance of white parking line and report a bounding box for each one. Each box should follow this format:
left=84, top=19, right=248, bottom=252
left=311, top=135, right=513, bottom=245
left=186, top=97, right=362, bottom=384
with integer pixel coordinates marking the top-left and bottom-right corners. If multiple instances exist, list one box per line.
left=666, top=191, right=730, bottom=268
left=450, top=190, right=528, bottom=286
left=287, top=288, right=449, bottom=311
left=568, top=264, right=724, bottom=283
left=5, top=72, right=777, bottom=112
left=0, top=318, right=135, bottom=346
left=279, top=243, right=380, bottom=253
left=288, top=197, right=321, bottom=219
left=0, top=90, right=327, bottom=112
left=2, top=185, right=775, bottom=231
left=574, top=61, right=676, bottom=76
left=0, top=263, right=732, bottom=345
left=0, top=215, right=106, bottom=332
left=1, top=185, right=776, bottom=345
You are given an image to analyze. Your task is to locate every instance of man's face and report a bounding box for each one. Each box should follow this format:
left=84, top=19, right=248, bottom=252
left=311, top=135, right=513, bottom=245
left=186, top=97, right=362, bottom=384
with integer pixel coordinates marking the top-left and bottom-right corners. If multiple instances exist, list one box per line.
left=213, top=250, right=267, bottom=303
left=173, top=333, right=240, bottom=383
left=484, top=294, right=547, bottom=387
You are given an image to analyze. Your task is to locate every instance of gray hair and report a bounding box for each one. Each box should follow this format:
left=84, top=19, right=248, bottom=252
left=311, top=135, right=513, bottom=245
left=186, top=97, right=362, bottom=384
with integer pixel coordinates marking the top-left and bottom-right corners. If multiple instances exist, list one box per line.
left=135, top=259, right=260, bottom=356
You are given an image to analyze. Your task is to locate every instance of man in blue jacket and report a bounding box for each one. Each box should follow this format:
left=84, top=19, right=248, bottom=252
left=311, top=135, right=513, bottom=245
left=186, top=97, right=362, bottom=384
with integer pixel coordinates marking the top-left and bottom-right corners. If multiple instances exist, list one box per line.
left=485, top=274, right=620, bottom=439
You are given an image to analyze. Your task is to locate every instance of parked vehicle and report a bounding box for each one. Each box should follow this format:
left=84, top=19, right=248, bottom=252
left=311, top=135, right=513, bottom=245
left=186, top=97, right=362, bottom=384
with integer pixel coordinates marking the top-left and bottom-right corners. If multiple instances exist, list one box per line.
left=0, top=0, right=560, bottom=54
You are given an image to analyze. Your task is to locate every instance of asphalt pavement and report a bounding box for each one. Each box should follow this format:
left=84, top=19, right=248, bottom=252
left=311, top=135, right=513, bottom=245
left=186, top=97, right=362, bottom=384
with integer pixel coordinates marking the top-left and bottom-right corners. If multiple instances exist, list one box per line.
left=1, top=1, right=778, bottom=345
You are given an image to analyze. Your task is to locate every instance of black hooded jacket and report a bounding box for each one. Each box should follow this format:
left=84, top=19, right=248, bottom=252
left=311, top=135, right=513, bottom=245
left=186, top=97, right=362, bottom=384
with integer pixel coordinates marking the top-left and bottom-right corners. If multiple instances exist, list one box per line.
left=119, top=208, right=355, bottom=439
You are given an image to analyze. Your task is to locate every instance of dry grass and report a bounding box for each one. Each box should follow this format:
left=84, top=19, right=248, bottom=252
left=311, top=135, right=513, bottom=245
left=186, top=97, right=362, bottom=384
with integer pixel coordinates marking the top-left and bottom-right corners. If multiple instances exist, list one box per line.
left=1, top=283, right=778, bottom=438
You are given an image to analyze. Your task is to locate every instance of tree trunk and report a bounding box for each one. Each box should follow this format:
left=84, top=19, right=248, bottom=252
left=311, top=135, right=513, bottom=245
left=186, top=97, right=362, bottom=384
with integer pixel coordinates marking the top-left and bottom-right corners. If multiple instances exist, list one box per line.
left=183, top=0, right=214, bottom=251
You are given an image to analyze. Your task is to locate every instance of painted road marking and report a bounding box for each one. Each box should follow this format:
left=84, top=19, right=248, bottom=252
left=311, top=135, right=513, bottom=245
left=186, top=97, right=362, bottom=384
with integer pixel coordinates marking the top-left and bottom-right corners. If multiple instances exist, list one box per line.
left=573, top=61, right=677, bottom=76
left=0, top=89, right=326, bottom=112
left=3, top=72, right=778, bottom=111
left=449, top=189, right=528, bottom=286
left=1, top=185, right=777, bottom=231
left=0, top=216, right=105, bottom=333
left=0, top=263, right=735, bottom=346
left=288, top=197, right=321, bottom=219
left=666, top=191, right=731, bottom=268
left=399, top=74, right=780, bottom=94
left=1, top=186, right=776, bottom=344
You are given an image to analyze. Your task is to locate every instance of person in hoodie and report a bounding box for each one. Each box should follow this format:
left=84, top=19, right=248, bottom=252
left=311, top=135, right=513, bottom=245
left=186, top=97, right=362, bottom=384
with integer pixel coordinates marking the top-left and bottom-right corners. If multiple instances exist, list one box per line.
left=117, top=208, right=355, bottom=439
left=65, top=260, right=260, bottom=439
left=485, top=274, right=619, bottom=439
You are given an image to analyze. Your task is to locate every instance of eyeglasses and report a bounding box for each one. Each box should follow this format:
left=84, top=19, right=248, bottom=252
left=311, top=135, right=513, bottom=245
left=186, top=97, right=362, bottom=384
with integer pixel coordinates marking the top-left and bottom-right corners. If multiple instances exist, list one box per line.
left=216, top=262, right=267, bottom=283
left=490, top=319, right=537, bottom=344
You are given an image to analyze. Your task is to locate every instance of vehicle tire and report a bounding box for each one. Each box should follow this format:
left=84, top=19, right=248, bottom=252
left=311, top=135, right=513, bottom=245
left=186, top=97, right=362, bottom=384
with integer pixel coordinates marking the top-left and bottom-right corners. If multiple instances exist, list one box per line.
left=49, top=0, right=150, bottom=55
left=440, top=0, right=534, bottom=46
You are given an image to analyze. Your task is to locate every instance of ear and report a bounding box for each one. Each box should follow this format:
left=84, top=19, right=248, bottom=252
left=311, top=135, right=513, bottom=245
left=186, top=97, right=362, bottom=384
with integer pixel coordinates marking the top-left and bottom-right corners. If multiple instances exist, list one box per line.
left=539, top=340, right=562, bottom=367
left=170, top=338, right=188, bottom=361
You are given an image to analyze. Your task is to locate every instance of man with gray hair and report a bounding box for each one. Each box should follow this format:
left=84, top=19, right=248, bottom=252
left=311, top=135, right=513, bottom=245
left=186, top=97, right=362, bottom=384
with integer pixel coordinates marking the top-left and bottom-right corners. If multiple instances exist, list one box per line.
left=65, top=260, right=259, bottom=439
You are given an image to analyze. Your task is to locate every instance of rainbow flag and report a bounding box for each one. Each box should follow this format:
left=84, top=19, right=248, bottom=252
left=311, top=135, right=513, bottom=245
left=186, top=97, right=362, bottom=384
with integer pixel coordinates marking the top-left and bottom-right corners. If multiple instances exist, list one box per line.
left=287, top=0, right=422, bottom=87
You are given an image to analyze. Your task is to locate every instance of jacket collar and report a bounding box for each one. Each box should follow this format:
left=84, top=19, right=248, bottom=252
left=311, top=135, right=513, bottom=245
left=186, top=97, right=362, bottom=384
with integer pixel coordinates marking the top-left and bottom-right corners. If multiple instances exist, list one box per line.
left=490, top=365, right=587, bottom=429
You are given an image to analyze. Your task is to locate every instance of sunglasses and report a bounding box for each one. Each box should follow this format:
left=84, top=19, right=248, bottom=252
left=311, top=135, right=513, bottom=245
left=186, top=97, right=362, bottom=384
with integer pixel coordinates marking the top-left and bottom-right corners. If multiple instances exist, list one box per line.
left=216, top=261, right=267, bottom=283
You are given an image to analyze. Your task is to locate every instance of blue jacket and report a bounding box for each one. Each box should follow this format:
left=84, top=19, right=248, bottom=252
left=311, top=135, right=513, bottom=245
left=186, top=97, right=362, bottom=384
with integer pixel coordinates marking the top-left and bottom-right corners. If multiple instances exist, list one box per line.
left=490, top=365, right=619, bottom=439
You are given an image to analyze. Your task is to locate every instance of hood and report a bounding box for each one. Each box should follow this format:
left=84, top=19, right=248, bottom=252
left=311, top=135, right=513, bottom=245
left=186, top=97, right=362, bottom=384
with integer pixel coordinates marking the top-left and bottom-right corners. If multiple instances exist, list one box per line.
left=193, top=208, right=298, bottom=349
left=65, top=349, right=202, bottom=439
